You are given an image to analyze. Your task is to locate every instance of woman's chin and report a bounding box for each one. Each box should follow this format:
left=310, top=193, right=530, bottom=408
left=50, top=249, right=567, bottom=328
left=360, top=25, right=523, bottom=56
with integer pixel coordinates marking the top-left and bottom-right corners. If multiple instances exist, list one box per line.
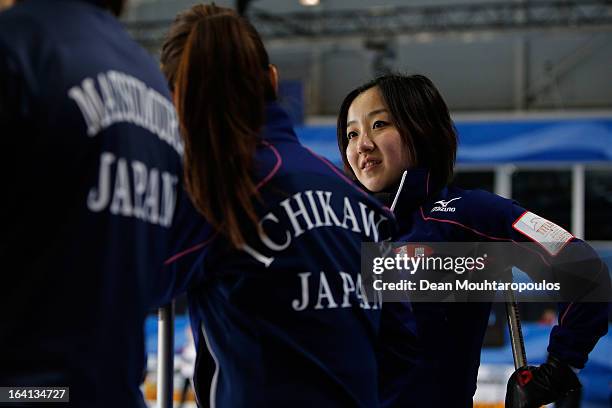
left=362, top=181, right=385, bottom=193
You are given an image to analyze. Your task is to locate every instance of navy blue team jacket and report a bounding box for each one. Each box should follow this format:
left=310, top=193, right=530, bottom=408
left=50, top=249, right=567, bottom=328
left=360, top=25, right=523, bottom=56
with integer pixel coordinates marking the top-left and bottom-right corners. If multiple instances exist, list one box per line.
left=0, top=1, right=183, bottom=407
left=161, top=102, right=395, bottom=408
left=379, top=168, right=610, bottom=408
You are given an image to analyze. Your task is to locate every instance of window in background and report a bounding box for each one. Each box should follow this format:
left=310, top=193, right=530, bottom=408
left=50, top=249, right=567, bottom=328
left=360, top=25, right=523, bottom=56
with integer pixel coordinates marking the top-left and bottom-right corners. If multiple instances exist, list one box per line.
left=512, top=170, right=572, bottom=229
left=452, top=170, right=495, bottom=193
left=586, top=169, right=612, bottom=241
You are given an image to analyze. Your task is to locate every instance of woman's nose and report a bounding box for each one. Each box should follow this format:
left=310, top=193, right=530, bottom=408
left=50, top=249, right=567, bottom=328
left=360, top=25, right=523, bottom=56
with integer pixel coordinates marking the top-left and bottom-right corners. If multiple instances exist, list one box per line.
left=357, top=132, right=374, bottom=153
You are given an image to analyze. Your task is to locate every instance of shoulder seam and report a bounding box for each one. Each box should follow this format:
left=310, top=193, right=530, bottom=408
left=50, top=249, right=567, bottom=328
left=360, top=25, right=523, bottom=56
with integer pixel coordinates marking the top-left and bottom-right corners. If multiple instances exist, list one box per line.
left=419, top=207, right=511, bottom=241
left=419, top=207, right=551, bottom=266
left=256, top=141, right=283, bottom=190
left=164, top=231, right=219, bottom=265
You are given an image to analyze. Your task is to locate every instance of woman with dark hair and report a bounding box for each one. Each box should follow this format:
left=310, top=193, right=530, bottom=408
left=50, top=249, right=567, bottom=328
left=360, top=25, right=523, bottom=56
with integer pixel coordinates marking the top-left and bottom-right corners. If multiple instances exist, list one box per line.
left=337, top=73, right=609, bottom=407
left=159, top=4, right=395, bottom=407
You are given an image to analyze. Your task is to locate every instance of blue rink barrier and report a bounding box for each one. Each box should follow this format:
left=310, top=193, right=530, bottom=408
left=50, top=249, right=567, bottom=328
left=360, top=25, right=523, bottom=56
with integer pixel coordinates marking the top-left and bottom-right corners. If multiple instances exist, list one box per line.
left=145, top=316, right=612, bottom=405
left=481, top=323, right=612, bottom=405
left=296, top=117, right=612, bottom=165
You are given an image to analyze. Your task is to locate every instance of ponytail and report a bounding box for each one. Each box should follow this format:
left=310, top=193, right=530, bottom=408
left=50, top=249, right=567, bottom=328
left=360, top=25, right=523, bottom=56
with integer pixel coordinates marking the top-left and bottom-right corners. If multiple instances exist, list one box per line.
left=162, top=5, right=274, bottom=247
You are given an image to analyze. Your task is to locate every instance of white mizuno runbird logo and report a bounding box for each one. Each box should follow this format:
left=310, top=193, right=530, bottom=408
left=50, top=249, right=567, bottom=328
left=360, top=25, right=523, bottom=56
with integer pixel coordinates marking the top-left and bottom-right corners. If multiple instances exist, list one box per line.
left=434, top=197, right=461, bottom=208
left=431, top=197, right=461, bottom=212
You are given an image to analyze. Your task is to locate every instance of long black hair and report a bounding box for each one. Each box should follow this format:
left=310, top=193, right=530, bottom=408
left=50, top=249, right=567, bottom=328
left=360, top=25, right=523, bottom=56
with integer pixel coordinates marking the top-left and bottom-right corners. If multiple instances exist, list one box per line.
left=161, top=4, right=275, bottom=248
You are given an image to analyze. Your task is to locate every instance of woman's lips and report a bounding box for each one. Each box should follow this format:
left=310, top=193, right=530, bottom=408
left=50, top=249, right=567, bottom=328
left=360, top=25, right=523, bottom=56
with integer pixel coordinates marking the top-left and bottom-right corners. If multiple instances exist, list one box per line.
left=362, top=160, right=381, bottom=172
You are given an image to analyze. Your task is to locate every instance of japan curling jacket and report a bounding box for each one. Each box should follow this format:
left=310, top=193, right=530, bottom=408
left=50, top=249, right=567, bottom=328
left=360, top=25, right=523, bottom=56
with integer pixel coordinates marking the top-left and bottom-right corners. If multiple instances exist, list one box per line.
left=379, top=168, right=610, bottom=408
left=0, top=1, right=183, bottom=407
left=160, top=102, right=396, bottom=408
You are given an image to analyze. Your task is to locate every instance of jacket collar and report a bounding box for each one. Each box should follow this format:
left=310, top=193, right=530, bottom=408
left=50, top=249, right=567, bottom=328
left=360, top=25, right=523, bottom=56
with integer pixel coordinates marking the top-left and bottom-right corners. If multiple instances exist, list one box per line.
left=387, top=167, right=444, bottom=215
left=261, top=101, right=299, bottom=144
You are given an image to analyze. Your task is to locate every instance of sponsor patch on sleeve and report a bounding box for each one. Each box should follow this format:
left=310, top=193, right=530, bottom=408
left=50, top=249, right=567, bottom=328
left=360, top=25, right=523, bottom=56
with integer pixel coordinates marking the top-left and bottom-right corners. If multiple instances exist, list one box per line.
left=512, top=211, right=574, bottom=256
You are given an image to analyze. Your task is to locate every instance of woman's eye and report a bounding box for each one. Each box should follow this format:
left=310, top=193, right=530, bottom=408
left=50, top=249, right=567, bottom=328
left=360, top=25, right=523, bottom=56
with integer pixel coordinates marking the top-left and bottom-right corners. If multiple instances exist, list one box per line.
left=373, top=120, right=387, bottom=129
left=347, top=131, right=358, bottom=140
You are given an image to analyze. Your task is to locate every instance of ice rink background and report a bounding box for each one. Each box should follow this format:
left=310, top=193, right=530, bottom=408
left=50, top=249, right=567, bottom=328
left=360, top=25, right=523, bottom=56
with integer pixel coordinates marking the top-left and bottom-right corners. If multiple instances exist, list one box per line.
left=123, top=1, right=612, bottom=406
left=143, top=317, right=612, bottom=407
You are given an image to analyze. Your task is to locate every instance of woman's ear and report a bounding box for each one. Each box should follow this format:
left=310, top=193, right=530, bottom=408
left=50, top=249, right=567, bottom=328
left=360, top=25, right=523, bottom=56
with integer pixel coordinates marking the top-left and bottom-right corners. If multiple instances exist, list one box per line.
left=269, top=64, right=279, bottom=96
